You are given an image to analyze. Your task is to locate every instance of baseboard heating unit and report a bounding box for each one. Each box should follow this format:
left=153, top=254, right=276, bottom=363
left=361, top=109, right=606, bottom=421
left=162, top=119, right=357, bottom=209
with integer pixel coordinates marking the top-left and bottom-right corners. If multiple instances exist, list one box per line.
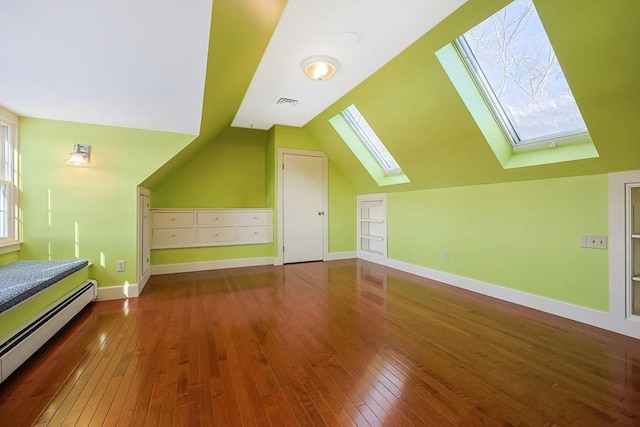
left=0, top=280, right=97, bottom=383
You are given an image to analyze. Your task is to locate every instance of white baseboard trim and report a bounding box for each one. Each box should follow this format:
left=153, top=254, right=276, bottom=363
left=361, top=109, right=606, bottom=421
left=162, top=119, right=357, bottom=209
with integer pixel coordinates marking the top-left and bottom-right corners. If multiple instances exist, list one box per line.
left=324, top=251, right=356, bottom=261
left=357, top=251, right=388, bottom=264
left=366, top=256, right=639, bottom=339
left=97, top=283, right=139, bottom=301
left=151, top=257, right=275, bottom=275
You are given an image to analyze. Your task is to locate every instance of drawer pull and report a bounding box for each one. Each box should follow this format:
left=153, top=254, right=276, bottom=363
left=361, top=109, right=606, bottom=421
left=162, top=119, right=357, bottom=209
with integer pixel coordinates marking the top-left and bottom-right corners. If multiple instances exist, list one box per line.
left=253, top=216, right=258, bottom=220
left=253, top=231, right=259, bottom=235
left=215, top=233, right=219, bottom=237
left=170, top=217, right=175, bottom=221
left=171, top=234, right=176, bottom=237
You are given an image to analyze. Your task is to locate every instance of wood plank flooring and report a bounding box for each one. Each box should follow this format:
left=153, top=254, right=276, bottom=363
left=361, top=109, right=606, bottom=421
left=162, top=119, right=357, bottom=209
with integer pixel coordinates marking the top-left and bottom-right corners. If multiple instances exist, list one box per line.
left=0, top=259, right=638, bottom=426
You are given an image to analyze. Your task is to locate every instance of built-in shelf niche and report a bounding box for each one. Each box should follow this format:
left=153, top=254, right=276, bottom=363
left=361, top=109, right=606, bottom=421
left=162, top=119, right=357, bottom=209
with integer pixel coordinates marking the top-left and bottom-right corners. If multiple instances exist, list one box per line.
left=358, top=194, right=387, bottom=259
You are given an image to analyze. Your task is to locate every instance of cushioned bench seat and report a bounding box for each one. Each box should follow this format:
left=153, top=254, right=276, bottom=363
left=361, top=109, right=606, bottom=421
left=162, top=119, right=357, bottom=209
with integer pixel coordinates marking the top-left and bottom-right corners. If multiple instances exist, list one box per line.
left=0, top=259, right=89, bottom=314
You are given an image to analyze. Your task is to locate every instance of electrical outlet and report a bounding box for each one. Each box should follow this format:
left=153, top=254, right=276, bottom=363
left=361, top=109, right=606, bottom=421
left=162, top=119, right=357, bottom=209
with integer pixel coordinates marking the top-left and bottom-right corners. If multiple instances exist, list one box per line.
left=444, top=251, right=449, bottom=261
left=117, top=260, right=126, bottom=272
left=581, top=235, right=607, bottom=249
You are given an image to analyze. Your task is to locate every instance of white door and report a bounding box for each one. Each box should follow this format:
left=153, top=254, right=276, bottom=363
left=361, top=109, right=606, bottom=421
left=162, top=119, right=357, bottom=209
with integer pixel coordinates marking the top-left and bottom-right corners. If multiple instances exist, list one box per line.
left=282, top=153, right=324, bottom=263
left=139, top=193, right=150, bottom=277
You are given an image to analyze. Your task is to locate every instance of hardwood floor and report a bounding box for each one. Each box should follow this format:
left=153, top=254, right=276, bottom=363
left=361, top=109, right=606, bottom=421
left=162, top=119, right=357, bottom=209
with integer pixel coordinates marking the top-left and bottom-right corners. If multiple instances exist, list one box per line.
left=0, top=259, right=638, bottom=426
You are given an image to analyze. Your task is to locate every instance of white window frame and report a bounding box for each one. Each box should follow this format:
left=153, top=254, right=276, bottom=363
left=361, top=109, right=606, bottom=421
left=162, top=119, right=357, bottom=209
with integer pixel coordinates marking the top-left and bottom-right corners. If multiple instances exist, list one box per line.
left=454, top=1, right=590, bottom=152
left=341, top=105, right=403, bottom=176
left=0, top=180, right=11, bottom=239
left=0, top=106, right=19, bottom=250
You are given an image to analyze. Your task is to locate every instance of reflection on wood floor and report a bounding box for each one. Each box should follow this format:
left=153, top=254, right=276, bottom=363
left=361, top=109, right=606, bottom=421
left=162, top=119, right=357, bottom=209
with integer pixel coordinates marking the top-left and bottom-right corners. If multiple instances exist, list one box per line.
left=1, top=259, right=639, bottom=426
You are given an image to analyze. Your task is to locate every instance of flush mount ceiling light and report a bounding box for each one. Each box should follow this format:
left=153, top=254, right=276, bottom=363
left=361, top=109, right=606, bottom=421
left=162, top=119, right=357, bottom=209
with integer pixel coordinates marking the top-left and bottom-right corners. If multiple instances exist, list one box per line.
left=302, top=56, right=339, bottom=81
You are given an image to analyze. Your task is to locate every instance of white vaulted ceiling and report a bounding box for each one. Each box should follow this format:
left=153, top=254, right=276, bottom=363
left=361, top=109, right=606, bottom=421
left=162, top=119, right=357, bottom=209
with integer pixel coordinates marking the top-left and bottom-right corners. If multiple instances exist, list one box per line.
left=0, top=0, right=212, bottom=135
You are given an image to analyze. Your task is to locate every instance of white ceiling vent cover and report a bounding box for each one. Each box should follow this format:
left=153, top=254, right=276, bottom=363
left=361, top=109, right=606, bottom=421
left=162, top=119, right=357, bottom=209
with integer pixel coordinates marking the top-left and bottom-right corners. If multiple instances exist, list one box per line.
left=274, top=97, right=299, bottom=107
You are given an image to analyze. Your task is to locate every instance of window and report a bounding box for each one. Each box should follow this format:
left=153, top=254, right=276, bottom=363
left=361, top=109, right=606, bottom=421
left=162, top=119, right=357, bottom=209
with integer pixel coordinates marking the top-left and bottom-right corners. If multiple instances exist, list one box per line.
left=330, top=105, right=409, bottom=186
left=455, top=0, right=589, bottom=150
left=0, top=107, right=18, bottom=246
left=341, top=105, right=403, bottom=176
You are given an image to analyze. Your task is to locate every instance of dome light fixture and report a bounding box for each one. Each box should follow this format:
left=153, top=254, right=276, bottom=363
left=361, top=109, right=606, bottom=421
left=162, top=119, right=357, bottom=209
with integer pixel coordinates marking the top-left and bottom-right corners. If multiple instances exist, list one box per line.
left=302, top=56, right=339, bottom=81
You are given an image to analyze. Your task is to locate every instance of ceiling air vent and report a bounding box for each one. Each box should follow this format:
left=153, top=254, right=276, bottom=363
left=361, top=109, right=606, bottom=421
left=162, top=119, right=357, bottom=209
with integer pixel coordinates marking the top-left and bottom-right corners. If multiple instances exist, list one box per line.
left=274, top=97, right=299, bottom=107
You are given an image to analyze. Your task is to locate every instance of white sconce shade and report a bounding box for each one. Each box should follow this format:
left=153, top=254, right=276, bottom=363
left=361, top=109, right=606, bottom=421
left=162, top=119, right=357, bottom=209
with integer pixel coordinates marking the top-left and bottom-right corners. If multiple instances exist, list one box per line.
left=66, top=144, right=91, bottom=166
left=302, top=56, right=339, bottom=81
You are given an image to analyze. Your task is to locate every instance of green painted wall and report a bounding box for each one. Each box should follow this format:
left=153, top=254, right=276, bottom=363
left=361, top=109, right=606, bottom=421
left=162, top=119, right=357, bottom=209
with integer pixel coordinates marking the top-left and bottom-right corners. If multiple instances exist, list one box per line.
left=273, top=125, right=321, bottom=152
left=151, top=245, right=274, bottom=266
left=19, top=118, right=194, bottom=286
left=328, top=162, right=356, bottom=253
left=265, top=126, right=276, bottom=208
left=271, top=125, right=357, bottom=254
left=0, top=252, right=18, bottom=266
left=387, top=174, right=609, bottom=310
left=152, top=127, right=268, bottom=208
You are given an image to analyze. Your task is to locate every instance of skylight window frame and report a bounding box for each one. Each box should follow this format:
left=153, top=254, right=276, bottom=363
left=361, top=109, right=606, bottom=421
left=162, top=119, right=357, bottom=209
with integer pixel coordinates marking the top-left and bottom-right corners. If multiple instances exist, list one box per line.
left=341, top=105, right=402, bottom=176
left=453, top=2, right=590, bottom=152
left=454, top=37, right=519, bottom=144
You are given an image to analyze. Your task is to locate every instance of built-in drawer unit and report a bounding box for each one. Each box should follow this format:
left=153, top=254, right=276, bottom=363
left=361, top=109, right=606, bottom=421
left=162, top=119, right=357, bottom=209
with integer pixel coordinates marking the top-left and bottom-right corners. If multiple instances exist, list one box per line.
left=197, top=211, right=236, bottom=226
left=197, top=226, right=236, bottom=244
left=237, top=211, right=271, bottom=226
left=237, top=226, right=272, bottom=243
left=151, top=208, right=273, bottom=249
left=152, top=211, right=194, bottom=228
left=152, top=228, right=196, bottom=248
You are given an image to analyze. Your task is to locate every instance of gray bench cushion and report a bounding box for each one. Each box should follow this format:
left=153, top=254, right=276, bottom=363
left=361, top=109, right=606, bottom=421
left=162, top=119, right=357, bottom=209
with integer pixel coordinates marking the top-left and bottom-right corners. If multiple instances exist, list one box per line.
left=0, top=260, right=89, bottom=313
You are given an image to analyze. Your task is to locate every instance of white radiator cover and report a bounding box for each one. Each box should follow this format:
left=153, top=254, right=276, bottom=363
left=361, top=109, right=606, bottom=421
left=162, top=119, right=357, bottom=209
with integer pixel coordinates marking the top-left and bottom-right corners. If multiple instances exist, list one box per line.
left=0, top=280, right=97, bottom=383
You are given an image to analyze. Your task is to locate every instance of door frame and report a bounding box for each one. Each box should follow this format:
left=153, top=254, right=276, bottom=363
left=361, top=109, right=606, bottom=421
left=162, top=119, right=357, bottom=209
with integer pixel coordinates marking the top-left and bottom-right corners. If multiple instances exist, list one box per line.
left=608, top=170, right=640, bottom=338
left=276, top=148, right=328, bottom=265
left=137, top=186, right=151, bottom=292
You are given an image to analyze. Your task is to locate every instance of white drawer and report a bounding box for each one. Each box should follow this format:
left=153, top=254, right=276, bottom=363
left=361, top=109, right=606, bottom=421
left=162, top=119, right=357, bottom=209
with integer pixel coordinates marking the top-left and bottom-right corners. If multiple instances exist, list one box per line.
left=238, top=226, right=272, bottom=243
left=197, top=226, right=236, bottom=244
left=152, top=228, right=195, bottom=248
left=152, top=212, right=194, bottom=228
left=237, top=211, right=272, bottom=226
left=197, top=211, right=236, bottom=226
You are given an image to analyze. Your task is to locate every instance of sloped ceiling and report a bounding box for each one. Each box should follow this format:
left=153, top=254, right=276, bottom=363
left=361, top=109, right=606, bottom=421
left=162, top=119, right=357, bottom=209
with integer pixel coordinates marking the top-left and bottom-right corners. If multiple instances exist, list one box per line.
left=303, top=0, right=640, bottom=194
left=0, top=1, right=212, bottom=135
left=1, top=0, right=638, bottom=193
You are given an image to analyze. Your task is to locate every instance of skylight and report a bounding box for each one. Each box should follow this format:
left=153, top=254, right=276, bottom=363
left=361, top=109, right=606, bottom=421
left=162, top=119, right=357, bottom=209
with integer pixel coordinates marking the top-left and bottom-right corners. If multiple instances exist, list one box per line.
left=341, top=105, right=402, bottom=176
left=455, top=0, right=589, bottom=148
left=329, top=105, right=409, bottom=186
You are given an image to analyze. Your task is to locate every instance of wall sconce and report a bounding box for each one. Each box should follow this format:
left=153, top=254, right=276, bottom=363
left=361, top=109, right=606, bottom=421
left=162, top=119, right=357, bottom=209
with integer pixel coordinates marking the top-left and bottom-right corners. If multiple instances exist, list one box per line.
left=65, top=144, right=91, bottom=166
left=302, top=56, right=339, bottom=81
